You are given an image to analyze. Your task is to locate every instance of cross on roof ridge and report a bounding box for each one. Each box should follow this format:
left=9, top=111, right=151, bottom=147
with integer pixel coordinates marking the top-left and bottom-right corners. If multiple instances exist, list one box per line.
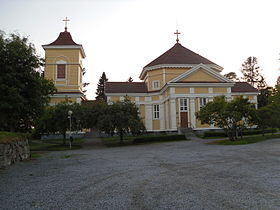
left=174, top=29, right=181, bottom=43
left=63, top=17, right=70, bottom=31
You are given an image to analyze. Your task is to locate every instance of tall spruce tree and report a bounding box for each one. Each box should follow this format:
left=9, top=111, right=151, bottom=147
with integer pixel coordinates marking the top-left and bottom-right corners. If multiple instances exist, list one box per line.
left=240, top=56, right=267, bottom=89
left=276, top=76, right=280, bottom=86
left=95, top=72, right=108, bottom=101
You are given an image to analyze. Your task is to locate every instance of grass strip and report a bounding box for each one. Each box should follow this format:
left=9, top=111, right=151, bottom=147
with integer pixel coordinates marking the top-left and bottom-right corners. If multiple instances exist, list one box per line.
left=208, top=134, right=280, bottom=145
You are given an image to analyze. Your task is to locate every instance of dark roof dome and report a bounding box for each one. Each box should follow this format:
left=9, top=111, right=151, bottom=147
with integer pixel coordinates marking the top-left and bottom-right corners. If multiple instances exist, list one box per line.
left=44, top=30, right=80, bottom=46
left=144, top=43, right=218, bottom=68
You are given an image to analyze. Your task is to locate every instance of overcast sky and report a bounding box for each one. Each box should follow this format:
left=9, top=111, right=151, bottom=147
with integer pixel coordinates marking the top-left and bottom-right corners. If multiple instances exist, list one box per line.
left=1, top=0, right=280, bottom=99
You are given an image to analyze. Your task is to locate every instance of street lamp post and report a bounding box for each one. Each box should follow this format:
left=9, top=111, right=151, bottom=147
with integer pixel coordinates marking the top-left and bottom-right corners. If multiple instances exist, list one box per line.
left=68, top=110, right=73, bottom=149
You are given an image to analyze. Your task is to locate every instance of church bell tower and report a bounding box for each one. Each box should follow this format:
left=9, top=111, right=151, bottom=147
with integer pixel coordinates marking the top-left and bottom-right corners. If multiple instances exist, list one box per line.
left=42, top=17, right=86, bottom=104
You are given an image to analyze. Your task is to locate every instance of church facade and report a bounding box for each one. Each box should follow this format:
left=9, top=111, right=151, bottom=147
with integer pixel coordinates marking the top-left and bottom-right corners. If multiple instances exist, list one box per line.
left=42, top=23, right=86, bottom=105
left=105, top=38, right=259, bottom=132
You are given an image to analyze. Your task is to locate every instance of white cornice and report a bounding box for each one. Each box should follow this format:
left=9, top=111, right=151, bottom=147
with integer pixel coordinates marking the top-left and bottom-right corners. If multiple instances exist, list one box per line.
left=168, top=82, right=235, bottom=87
left=42, top=45, right=86, bottom=58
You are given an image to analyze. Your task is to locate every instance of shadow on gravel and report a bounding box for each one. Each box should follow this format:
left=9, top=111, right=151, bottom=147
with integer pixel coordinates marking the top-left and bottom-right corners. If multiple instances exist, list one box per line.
left=82, top=138, right=106, bottom=149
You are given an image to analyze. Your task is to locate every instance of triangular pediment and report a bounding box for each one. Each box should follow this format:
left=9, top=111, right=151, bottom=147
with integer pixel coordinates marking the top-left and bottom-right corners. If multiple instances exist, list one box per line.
left=169, top=64, right=232, bottom=83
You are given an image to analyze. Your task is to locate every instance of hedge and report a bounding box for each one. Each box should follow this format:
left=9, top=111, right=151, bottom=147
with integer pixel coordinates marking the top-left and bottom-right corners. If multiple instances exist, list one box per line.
left=203, top=128, right=277, bottom=138
left=133, top=134, right=186, bottom=144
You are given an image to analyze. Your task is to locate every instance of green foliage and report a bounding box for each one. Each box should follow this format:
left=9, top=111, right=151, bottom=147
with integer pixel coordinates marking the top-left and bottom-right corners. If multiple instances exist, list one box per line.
left=257, top=87, right=273, bottom=108
left=203, top=128, right=277, bottom=138
left=240, top=56, right=267, bottom=89
left=97, top=98, right=145, bottom=143
left=254, top=85, right=280, bottom=132
left=0, top=32, right=56, bottom=132
left=36, top=101, right=84, bottom=144
left=95, top=72, right=108, bottom=101
left=0, top=132, right=29, bottom=143
left=223, top=72, right=239, bottom=81
left=196, top=96, right=256, bottom=141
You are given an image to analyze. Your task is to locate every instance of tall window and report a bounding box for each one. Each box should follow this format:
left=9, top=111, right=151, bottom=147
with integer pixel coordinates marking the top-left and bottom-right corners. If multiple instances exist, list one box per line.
left=153, top=104, right=159, bottom=119
left=180, top=98, right=188, bottom=112
left=57, top=64, right=66, bottom=79
left=153, top=80, right=160, bottom=89
left=199, top=98, right=207, bottom=109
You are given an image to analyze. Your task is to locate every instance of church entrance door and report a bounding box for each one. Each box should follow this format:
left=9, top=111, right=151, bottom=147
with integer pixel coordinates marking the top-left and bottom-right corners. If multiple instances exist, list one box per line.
left=180, top=112, right=188, bottom=128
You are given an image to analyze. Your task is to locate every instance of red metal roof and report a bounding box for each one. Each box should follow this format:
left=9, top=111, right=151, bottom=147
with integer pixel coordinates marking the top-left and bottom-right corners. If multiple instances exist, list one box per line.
left=144, top=43, right=218, bottom=68
left=44, top=30, right=81, bottom=46
left=105, top=82, right=148, bottom=93
left=232, top=82, right=259, bottom=93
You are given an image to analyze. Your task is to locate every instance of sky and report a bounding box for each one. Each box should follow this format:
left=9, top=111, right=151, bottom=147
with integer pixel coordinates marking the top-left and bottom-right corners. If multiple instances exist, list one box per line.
left=1, top=0, right=280, bottom=99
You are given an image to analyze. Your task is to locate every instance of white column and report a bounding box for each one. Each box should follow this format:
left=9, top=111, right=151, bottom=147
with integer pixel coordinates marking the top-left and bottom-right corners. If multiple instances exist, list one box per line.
left=165, top=101, right=169, bottom=129
left=170, top=99, right=177, bottom=130
left=145, top=104, right=153, bottom=131
left=160, top=103, right=165, bottom=130
left=190, top=98, right=196, bottom=128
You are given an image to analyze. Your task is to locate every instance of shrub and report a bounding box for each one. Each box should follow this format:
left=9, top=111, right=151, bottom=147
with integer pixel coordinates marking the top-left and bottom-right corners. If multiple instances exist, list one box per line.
left=203, top=128, right=277, bottom=138
left=133, top=134, right=186, bottom=144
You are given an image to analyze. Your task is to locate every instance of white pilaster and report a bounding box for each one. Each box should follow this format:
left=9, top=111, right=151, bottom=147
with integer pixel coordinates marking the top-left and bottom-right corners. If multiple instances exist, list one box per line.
left=160, top=103, right=165, bottom=130
left=190, top=98, right=196, bottom=128
left=227, top=87, right=231, bottom=93
left=208, top=87, right=213, bottom=93
left=165, top=101, right=169, bottom=129
left=190, top=88, right=194, bottom=94
left=170, top=99, right=177, bottom=130
left=145, top=104, right=153, bottom=131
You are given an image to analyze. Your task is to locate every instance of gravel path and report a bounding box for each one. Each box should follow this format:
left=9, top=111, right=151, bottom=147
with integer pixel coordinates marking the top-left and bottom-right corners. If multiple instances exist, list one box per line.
left=1, top=138, right=280, bottom=209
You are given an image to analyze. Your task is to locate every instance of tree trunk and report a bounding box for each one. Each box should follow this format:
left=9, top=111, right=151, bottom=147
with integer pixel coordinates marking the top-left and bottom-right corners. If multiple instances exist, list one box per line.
left=63, top=132, right=66, bottom=145
left=119, top=130, right=124, bottom=145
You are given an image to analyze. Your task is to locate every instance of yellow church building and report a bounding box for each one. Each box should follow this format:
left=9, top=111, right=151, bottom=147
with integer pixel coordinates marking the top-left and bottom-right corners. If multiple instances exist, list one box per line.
left=42, top=21, right=86, bottom=105
left=105, top=34, right=259, bottom=132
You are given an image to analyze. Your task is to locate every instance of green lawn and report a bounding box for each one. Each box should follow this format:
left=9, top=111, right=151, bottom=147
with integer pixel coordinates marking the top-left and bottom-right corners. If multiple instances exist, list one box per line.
left=101, top=134, right=188, bottom=147
left=29, top=138, right=85, bottom=151
left=208, top=134, right=280, bottom=145
left=0, top=132, right=29, bottom=143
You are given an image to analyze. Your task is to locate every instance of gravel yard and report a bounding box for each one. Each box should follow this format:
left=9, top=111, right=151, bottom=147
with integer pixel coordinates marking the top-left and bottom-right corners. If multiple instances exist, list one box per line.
left=1, top=138, right=280, bottom=209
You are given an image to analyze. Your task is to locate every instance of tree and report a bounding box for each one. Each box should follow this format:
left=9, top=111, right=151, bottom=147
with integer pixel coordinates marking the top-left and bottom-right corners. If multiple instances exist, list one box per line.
left=257, top=87, right=273, bottom=108
left=196, top=96, right=256, bottom=141
left=240, top=56, right=267, bottom=89
left=37, top=101, right=85, bottom=145
left=95, top=72, right=108, bottom=101
left=0, top=32, right=56, bottom=132
left=276, top=76, right=280, bottom=86
left=97, top=98, right=145, bottom=143
left=224, top=72, right=239, bottom=81
left=127, top=77, right=133, bottom=82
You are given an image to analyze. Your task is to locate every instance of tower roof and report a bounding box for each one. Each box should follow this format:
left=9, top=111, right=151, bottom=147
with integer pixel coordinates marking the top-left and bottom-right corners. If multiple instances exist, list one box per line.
left=144, top=43, right=218, bottom=68
left=44, top=30, right=81, bottom=46
left=42, top=30, right=86, bottom=58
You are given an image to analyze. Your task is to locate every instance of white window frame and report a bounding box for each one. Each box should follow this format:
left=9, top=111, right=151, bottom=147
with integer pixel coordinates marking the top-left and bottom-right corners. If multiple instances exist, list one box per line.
left=179, top=98, right=188, bottom=112
left=153, top=104, right=160, bottom=119
left=152, top=80, right=160, bottom=90
left=56, top=60, right=67, bottom=80
left=199, top=98, right=208, bottom=110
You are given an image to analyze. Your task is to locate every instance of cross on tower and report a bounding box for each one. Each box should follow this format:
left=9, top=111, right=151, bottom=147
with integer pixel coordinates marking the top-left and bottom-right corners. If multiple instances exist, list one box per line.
left=63, top=17, right=70, bottom=31
left=174, top=29, right=181, bottom=43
